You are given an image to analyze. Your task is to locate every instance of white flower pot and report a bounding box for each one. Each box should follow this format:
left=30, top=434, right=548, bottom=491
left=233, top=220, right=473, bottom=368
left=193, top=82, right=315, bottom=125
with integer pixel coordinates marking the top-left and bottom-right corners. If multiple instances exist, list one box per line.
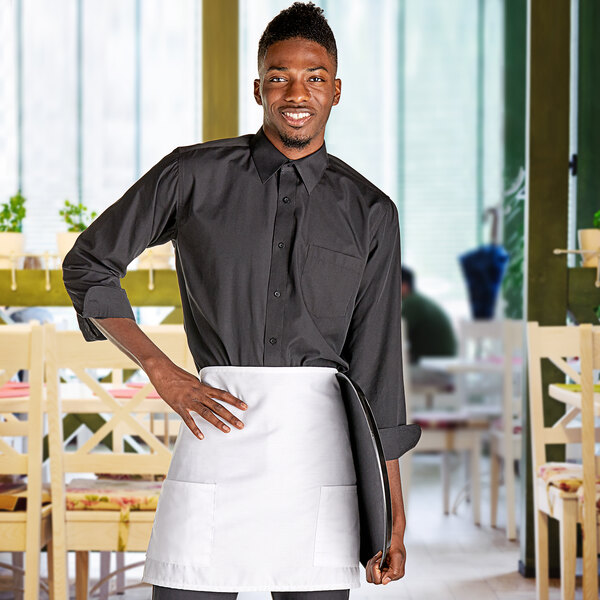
left=578, top=228, right=600, bottom=268
left=136, top=242, right=174, bottom=269
left=57, top=231, right=81, bottom=263
left=0, top=232, right=25, bottom=269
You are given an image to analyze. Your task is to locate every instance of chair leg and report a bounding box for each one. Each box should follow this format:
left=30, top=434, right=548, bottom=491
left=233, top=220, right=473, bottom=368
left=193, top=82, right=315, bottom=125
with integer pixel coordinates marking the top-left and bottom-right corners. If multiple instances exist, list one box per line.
left=12, top=552, right=24, bottom=600
left=442, top=450, right=450, bottom=514
left=503, top=450, right=517, bottom=540
left=490, top=438, right=499, bottom=528
left=116, top=552, right=125, bottom=594
left=559, top=501, right=577, bottom=600
left=99, top=552, right=110, bottom=600
left=75, top=551, right=89, bottom=600
left=47, top=543, right=54, bottom=600
left=534, top=509, right=550, bottom=600
left=469, top=440, right=480, bottom=526
left=464, top=450, right=471, bottom=503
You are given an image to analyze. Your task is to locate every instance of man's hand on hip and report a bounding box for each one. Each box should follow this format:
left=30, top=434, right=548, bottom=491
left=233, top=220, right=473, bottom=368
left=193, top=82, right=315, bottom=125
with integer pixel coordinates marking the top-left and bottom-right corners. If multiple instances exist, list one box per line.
left=90, top=317, right=247, bottom=439
left=146, top=357, right=247, bottom=439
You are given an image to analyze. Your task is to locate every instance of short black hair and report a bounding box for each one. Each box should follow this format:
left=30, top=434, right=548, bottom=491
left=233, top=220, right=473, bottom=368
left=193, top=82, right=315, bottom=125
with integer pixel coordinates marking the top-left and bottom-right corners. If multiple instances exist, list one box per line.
left=257, top=2, right=338, bottom=72
left=401, top=266, right=414, bottom=290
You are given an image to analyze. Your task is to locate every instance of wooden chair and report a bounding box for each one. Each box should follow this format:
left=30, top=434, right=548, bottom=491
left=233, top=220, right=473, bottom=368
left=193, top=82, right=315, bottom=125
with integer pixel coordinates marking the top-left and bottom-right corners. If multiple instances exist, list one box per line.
left=404, top=318, right=487, bottom=524
left=489, top=319, right=524, bottom=540
left=527, top=322, right=600, bottom=600
left=0, top=323, right=51, bottom=600
left=46, top=323, right=194, bottom=600
left=579, top=324, right=599, bottom=599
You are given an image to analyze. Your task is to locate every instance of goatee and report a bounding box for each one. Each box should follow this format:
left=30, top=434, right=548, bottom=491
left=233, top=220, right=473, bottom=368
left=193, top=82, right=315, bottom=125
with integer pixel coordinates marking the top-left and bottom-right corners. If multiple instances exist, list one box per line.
left=279, top=132, right=311, bottom=150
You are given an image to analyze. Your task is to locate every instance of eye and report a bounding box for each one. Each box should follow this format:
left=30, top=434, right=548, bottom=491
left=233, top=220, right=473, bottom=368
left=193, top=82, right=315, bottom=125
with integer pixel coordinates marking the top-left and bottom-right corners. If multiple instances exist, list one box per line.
left=269, top=76, right=286, bottom=82
left=309, top=76, right=325, bottom=82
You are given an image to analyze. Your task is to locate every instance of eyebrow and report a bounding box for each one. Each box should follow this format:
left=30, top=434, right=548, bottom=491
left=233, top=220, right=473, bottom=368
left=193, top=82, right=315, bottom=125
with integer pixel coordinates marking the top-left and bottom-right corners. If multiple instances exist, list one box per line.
left=266, top=65, right=329, bottom=73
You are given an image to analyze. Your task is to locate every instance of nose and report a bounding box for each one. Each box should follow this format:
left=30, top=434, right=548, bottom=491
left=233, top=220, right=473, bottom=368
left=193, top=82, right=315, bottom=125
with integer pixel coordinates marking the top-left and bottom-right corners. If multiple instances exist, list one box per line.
left=284, top=76, right=310, bottom=104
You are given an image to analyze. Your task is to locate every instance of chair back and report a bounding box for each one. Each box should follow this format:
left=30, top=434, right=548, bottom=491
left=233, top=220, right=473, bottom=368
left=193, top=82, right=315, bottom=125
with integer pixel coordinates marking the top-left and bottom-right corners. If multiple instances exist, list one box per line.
left=457, top=319, right=523, bottom=414
left=46, top=323, right=193, bottom=481
left=0, top=323, right=44, bottom=479
left=0, top=323, right=45, bottom=580
left=526, top=322, right=600, bottom=472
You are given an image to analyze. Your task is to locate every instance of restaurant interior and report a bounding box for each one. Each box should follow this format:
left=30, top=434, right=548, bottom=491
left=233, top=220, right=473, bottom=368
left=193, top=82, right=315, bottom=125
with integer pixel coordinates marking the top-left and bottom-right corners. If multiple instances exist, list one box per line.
left=0, top=0, right=599, bottom=599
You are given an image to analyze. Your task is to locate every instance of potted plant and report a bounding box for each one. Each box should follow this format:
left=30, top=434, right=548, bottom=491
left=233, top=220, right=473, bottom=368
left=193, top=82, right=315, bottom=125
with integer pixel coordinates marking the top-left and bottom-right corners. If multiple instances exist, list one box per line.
left=578, top=209, right=600, bottom=268
left=57, top=199, right=97, bottom=262
left=0, top=191, right=26, bottom=269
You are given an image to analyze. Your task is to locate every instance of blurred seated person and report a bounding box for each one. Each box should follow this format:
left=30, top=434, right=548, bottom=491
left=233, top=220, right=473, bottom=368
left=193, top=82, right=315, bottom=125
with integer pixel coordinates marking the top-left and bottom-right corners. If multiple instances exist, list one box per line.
left=401, top=266, right=457, bottom=393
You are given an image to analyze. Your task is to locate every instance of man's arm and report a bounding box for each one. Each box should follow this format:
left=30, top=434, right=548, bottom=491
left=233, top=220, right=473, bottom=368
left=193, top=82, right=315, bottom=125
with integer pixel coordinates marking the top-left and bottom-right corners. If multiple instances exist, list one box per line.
left=61, top=149, right=246, bottom=436
left=364, top=459, right=406, bottom=585
left=340, top=198, right=420, bottom=584
left=90, top=316, right=247, bottom=437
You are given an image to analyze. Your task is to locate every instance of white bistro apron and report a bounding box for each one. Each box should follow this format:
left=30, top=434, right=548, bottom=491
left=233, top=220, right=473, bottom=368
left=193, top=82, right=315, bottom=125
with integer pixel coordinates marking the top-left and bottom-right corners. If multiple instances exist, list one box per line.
left=142, top=365, right=361, bottom=592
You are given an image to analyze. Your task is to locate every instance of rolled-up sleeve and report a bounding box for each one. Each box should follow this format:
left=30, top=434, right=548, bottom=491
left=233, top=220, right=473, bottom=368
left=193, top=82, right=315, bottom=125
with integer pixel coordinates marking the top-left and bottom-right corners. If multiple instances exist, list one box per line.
left=341, top=198, right=421, bottom=460
left=62, top=149, right=180, bottom=341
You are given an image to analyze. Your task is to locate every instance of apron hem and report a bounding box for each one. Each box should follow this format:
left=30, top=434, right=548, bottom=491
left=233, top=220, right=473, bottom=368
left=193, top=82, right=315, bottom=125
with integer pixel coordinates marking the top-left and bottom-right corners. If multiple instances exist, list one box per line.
left=142, top=560, right=361, bottom=592
left=141, top=575, right=361, bottom=592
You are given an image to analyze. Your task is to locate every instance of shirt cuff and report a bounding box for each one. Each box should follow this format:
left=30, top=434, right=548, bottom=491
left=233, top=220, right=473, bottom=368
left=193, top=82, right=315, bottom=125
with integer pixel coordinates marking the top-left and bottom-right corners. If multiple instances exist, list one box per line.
left=77, top=285, right=136, bottom=342
left=378, top=423, right=422, bottom=460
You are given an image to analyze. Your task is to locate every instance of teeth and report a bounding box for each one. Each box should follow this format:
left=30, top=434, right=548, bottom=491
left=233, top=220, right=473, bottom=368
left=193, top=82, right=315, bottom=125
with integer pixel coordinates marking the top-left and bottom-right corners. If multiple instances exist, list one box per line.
left=283, top=112, right=311, bottom=120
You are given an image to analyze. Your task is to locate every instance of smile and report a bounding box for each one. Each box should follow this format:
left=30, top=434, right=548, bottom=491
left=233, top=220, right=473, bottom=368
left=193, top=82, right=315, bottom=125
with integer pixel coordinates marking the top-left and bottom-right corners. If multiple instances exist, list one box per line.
left=281, top=111, right=313, bottom=126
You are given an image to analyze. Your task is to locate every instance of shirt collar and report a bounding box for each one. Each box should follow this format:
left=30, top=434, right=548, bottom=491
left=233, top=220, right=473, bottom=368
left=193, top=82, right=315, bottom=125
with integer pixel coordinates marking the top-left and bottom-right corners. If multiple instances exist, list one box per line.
left=250, top=127, right=329, bottom=194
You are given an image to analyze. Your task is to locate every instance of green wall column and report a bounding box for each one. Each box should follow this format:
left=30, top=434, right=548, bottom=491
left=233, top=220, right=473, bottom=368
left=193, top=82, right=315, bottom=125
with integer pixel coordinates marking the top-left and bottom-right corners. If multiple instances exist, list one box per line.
left=202, top=0, right=238, bottom=142
left=520, top=0, right=570, bottom=577
left=576, top=0, right=600, bottom=230
left=502, top=0, right=526, bottom=320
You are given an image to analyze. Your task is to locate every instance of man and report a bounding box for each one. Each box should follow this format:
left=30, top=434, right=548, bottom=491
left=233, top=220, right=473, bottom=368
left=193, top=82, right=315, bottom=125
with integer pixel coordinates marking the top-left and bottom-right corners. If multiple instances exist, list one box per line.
left=400, top=266, right=457, bottom=395
left=401, top=266, right=457, bottom=364
left=63, top=3, right=417, bottom=598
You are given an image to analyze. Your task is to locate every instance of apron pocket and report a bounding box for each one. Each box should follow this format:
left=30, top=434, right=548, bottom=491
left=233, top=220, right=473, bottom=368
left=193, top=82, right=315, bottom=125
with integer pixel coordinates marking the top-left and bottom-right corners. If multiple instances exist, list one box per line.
left=146, top=479, right=216, bottom=566
left=313, top=484, right=360, bottom=567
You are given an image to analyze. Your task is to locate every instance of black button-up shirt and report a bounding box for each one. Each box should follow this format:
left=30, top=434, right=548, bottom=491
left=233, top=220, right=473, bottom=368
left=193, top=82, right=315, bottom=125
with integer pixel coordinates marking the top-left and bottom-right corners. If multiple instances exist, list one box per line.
left=62, top=127, right=419, bottom=459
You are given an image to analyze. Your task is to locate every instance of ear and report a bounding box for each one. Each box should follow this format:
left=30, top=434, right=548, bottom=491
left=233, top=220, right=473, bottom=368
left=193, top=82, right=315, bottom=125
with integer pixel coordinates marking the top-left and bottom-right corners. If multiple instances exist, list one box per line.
left=332, top=78, right=341, bottom=106
left=254, top=79, right=262, bottom=106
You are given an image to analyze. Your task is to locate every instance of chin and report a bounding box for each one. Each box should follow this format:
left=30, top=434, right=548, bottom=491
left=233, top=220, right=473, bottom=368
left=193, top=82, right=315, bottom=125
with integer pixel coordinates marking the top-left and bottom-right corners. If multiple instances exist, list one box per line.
left=279, top=130, right=312, bottom=150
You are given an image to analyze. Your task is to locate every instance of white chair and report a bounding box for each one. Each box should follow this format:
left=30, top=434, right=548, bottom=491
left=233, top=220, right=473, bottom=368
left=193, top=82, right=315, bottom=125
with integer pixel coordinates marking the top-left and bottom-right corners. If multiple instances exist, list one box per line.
left=527, top=322, right=600, bottom=600
left=404, top=319, right=486, bottom=524
left=47, top=323, right=193, bottom=600
left=0, top=323, right=51, bottom=600
left=489, top=319, right=524, bottom=540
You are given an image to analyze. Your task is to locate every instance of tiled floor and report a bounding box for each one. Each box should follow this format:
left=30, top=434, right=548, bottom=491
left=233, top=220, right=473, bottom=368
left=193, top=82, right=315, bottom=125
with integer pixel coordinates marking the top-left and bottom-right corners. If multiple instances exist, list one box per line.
left=2, top=452, right=575, bottom=599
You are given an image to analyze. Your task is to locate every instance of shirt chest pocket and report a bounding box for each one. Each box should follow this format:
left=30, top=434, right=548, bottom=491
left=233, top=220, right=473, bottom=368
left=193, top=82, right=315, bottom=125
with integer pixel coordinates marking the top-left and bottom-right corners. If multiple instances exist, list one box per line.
left=301, top=244, right=364, bottom=318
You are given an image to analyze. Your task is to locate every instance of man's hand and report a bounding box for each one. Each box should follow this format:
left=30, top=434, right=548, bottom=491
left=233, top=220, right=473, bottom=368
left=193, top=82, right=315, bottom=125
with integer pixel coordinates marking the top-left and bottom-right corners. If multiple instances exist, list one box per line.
left=88, top=317, right=247, bottom=440
left=147, top=357, right=247, bottom=440
left=365, top=534, right=406, bottom=585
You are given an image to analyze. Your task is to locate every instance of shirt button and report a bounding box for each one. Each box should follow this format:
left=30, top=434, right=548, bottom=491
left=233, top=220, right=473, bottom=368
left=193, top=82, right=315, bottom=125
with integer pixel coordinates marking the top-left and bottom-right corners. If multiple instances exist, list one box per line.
left=269, top=337, right=277, bottom=344
left=282, top=196, right=290, bottom=203
left=278, top=242, right=285, bottom=248
left=274, top=290, right=281, bottom=297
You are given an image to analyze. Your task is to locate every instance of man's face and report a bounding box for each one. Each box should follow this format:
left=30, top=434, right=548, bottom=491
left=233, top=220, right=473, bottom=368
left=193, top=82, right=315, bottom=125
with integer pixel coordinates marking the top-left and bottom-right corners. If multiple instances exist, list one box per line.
left=254, top=37, right=341, bottom=159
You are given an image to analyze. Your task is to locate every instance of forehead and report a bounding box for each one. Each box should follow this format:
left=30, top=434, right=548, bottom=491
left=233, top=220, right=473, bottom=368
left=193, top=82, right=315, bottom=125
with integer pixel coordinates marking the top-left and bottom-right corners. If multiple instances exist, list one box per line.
left=260, top=38, right=335, bottom=73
